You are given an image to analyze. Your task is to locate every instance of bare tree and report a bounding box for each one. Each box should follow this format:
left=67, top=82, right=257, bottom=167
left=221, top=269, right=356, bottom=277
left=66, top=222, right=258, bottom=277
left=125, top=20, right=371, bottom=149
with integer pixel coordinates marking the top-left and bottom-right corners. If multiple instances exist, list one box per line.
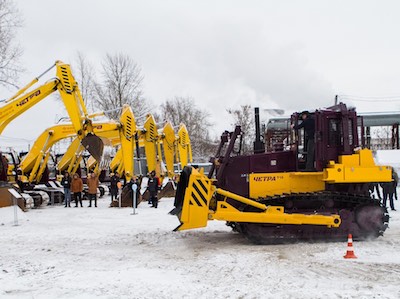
left=0, top=0, right=23, bottom=88
left=94, top=53, right=149, bottom=120
left=73, top=51, right=97, bottom=112
left=227, top=105, right=254, bottom=154
left=372, top=126, right=392, bottom=150
left=160, top=96, right=214, bottom=161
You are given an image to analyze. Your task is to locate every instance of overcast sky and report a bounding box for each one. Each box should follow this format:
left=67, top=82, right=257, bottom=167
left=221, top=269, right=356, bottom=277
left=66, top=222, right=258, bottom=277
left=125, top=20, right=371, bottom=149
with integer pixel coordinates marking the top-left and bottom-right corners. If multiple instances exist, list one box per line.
left=2, top=0, right=400, bottom=151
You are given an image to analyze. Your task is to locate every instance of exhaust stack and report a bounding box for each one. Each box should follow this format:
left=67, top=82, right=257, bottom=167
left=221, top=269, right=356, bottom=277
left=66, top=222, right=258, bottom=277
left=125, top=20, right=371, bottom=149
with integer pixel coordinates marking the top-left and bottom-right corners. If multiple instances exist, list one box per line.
left=253, top=107, right=265, bottom=154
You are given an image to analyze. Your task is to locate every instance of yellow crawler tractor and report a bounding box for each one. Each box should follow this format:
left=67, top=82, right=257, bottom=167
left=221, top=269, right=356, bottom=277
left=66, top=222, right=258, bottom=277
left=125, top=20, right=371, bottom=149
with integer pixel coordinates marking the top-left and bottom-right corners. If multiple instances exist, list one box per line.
left=171, top=103, right=392, bottom=243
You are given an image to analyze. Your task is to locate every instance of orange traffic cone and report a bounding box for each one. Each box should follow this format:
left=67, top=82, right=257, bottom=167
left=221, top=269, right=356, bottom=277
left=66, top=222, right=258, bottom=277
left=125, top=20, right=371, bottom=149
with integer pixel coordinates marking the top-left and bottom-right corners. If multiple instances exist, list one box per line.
left=343, top=234, right=357, bottom=259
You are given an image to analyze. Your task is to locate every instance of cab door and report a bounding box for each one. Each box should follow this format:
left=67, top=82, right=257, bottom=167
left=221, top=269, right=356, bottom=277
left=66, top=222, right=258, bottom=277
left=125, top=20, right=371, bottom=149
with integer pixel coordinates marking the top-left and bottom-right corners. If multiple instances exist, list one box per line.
left=315, top=110, right=342, bottom=171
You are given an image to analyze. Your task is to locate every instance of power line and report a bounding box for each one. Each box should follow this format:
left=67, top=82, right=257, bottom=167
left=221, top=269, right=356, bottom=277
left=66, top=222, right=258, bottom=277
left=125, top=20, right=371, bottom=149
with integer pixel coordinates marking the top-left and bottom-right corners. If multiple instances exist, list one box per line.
left=339, top=94, right=400, bottom=102
left=0, top=135, right=33, bottom=142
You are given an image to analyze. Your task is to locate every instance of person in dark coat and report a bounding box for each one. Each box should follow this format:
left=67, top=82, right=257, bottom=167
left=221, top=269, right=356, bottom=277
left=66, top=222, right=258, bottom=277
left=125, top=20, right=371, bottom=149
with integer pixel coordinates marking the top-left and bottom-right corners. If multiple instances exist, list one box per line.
left=147, top=171, right=160, bottom=208
left=110, top=173, right=119, bottom=203
left=291, top=111, right=315, bottom=171
left=380, top=172, right=398, bottom=211
left=393, top=169, right=398, bottom=201
left=61, top=171, right=72, bottom=207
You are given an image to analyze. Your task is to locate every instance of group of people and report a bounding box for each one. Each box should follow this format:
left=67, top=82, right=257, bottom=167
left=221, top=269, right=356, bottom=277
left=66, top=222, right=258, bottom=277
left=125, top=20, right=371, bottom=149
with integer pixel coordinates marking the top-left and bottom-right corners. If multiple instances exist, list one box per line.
left=61, top=172, right=99, bottom=208
left=109, top=170, right=160, bottom=208
left=61, top=167, right=162, bottom=209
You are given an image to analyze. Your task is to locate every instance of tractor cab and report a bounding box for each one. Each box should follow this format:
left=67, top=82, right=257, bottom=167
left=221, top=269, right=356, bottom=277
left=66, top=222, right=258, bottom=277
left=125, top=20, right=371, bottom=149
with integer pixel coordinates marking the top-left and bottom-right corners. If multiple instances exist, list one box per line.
left=291, top=103, right=363, bottom=172
left=209, top=103, right=366, bottom=198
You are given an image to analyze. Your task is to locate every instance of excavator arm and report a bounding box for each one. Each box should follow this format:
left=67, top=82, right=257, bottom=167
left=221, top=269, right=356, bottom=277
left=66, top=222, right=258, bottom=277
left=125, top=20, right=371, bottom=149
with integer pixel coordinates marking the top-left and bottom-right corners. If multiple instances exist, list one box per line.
left=109, top=119, right=192, bottom=179
left=0, top=61, right=103, bottom=162
left=19, top=122, right=120, bottom=183
left=57, top=138, right=83, bottom=174
left=109, top=114, right=177, bottom=180
left=117, top=105, right=136, bottom=182
left=110, top=147, right=123, bottom=174
left=110, top=113, right=162, bottom=178
left=159, top=122, right=175, bottom=178
left=0, top=78, right=59, bottom=134
left=177, top=124, right=193, bottom=168
left=139, top=114, right=159, bottom=175
left=58, top=130, right=123, bottom=175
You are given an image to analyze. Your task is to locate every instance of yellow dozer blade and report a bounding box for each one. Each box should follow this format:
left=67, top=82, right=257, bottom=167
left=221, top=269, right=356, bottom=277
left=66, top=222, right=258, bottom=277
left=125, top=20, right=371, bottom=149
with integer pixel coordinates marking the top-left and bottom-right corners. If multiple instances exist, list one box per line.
left=171, top=166, right=341, bottom=232
left=171, top=166, right=213, bottom=231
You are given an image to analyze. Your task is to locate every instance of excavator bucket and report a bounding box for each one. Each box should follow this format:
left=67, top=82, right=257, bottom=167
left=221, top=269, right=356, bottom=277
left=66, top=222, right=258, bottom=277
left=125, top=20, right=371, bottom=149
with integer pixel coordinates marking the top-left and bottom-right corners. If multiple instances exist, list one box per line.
left=171, top=166, right=214, bottom=231
left=81, top=133, right=104, bottom=162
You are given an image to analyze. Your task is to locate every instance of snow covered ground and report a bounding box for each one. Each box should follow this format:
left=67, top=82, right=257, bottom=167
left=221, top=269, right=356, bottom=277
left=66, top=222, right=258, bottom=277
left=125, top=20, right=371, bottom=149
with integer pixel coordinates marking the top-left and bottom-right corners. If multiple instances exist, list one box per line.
left=1, top=193, right=400, bottom=299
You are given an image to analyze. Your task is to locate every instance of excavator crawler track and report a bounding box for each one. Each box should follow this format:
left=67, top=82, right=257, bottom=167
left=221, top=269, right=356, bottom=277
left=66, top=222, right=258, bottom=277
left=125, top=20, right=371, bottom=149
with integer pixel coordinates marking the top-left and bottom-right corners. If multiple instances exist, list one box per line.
left=230, top=192, right=389, bottom=244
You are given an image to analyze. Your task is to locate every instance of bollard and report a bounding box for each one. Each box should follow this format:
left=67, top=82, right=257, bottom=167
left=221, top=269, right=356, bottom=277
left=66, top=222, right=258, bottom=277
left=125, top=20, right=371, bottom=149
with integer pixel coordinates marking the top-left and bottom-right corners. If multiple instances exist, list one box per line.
left=118, top=189, right=122, bottom=208
left=8, top=189, right=21, bottom=226
left=131, top=183, right=138, bottom=215
left=117, top=181, right=122, bottom=208
left=13, top=195, right=18, bottom=226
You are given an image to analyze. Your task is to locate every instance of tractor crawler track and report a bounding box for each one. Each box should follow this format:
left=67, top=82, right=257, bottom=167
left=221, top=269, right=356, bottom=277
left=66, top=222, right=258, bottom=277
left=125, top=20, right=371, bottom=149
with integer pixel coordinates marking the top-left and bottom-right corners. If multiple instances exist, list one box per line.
left=228, top=191, right=389, bottom=244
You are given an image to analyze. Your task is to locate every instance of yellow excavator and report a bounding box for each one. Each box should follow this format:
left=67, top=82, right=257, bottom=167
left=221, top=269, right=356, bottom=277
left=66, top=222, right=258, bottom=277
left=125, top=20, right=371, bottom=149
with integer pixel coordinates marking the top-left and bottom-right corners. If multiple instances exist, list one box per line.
left=0, top=61, right=103, bottom=161
left=108, top=120, right=192, bottom=182
left=0, top=61, right=103, bottom=208
left=14, top=105, right=134, bottom=206
left=109, top=114, right=164, bottom=178
left=20, top=105, right=135, bottom=184
left=105, top=116, right=193, bottom=205
left=52, top=114, right=154, bottom=181
left=19, top=121, right=119, bottom=183
left=32, top=112, right=194, bottom=207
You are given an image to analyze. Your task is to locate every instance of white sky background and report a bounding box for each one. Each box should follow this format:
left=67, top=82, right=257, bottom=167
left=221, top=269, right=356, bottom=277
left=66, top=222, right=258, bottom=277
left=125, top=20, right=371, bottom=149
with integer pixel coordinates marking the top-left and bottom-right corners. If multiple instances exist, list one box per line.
left=1, top=0, right=400, bottom=151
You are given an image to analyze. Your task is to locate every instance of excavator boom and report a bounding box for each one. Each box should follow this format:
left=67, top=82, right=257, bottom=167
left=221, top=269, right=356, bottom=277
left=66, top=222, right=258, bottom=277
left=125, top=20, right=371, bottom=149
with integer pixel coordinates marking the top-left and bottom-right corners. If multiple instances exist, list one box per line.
left=140, top=114, right=159, bottom=175
left=20, top=122, right=120, bottom=182
left=177, top=124, right=192, bottom=168
left=160, top=122, right=175, bottom=178
left=117, top=105, right=136, bottom=182
left=0, top=61, right=103, bottom=164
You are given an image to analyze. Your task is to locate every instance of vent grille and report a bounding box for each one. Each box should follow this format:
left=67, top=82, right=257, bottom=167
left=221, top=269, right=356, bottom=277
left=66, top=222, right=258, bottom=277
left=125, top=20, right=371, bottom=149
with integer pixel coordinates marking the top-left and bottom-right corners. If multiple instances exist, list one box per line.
left=60, top=66, right=73, bottom=93
left=126, top=115, right=132, bottom=140
left=149, top=123, right=156, bottom=139
left=182, top=132, right=187, bottom=146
